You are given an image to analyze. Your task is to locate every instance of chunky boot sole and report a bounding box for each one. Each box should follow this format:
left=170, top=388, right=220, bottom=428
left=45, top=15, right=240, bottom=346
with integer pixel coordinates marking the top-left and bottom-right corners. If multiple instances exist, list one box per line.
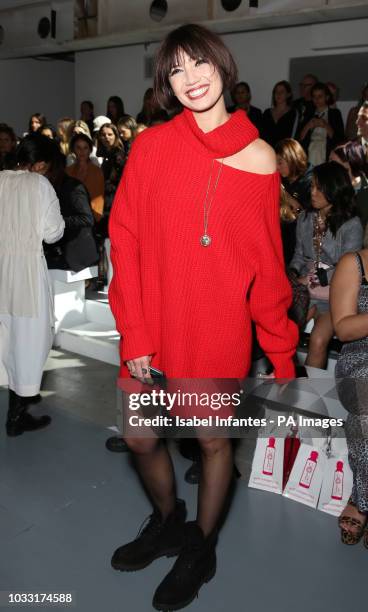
left=6, top=423, right=25, bottom=437
left=152, top=561, right=216, bottom=611
left=111, top=544, right=183, bottom=572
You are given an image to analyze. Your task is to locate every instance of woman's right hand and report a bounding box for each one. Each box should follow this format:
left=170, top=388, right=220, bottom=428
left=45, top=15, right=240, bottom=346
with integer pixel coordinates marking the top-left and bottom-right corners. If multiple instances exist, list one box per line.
left=126, top=355, right=153, bottom=384
left=300, top=119, right=315, bottom=141
left=297, top=275, right=310, bottom=286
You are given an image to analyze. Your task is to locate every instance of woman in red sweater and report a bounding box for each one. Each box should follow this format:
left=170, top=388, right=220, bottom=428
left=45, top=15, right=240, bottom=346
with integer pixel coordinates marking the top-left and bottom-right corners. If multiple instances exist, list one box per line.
left=108, top=24, right=298, bottom=610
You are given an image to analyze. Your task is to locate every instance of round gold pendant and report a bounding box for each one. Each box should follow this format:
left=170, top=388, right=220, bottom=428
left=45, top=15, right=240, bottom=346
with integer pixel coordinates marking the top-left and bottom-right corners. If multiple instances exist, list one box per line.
left=200, top=234, right=211, bottom=247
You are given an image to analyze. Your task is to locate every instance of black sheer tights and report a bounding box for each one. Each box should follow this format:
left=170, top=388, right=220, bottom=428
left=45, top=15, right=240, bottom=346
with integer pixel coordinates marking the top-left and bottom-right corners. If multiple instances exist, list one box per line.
left=132, top=437, right=233, bottom=537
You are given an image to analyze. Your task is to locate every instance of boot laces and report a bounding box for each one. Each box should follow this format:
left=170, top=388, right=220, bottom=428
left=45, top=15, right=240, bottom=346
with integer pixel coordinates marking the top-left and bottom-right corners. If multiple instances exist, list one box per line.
left=172, top=539, right=202, bottom=575
left=135, top=511, right=163, bottom=540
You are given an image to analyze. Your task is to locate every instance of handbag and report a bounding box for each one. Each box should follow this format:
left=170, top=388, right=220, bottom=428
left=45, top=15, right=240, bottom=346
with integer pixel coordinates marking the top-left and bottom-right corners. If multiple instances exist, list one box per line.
left=287, top=269, right=310, bottom=329
left=308, top=213, right=331, bottom=301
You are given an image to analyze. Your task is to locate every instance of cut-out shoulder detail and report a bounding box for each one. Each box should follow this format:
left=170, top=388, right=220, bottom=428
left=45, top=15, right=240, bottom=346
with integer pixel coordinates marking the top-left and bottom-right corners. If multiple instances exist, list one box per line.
left=221, top=138, right=277, bottom=175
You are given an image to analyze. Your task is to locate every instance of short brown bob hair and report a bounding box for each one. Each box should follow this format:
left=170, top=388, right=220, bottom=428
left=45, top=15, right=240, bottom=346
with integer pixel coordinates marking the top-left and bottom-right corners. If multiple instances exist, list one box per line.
left=154, top=23, right=238, bottom=110
left=275, top=138, right=308, bottom=179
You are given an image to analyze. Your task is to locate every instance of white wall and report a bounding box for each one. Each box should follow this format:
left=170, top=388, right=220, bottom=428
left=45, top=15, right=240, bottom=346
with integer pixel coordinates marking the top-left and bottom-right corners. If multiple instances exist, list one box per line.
left=74, top=43, right=159, bottom=119
left=2, top=17, right=367, bottom=135
left=75, top=18, right=368, bottom=121
left=0, top=56, right=74, bottom=136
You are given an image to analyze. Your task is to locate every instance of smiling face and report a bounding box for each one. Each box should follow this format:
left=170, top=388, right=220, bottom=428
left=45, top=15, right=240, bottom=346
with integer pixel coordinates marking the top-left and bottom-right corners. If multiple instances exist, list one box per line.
left=168, top=50, right=223, bottom=113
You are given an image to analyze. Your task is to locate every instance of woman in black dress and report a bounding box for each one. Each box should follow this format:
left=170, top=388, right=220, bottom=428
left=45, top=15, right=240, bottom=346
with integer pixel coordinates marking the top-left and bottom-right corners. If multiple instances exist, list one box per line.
left=262, top=80, right=297, bottom=148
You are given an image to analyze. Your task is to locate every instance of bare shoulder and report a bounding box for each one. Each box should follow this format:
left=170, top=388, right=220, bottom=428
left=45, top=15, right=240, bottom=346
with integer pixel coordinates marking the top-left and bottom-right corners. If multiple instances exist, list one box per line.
left=224, top=138, right=276, bottom=175
left=333, top=252, right=360, bottom=280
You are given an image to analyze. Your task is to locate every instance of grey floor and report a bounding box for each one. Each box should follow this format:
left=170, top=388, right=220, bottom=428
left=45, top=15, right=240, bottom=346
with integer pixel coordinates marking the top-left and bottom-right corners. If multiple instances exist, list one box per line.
left=0, top=349, right=366, bottom=612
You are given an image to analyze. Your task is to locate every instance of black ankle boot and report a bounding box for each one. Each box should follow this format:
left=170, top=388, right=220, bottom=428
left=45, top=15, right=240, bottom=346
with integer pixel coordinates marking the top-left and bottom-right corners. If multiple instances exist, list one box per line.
left=6, top=390, right=51, bottom=437
left=111, top=499, right=187, bottom=572
left=152, top=522, right=217, bottom=611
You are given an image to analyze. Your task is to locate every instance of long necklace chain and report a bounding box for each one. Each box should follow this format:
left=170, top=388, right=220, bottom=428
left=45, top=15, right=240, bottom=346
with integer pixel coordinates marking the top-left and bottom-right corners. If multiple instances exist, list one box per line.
left=200, top=158, right=224, bottom=247
left=313, top=211, right=327, bottom=268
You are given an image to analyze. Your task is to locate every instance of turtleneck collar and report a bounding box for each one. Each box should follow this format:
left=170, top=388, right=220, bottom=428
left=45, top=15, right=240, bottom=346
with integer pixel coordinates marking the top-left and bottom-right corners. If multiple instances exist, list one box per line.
left=173, top=108, right=259, bottom=159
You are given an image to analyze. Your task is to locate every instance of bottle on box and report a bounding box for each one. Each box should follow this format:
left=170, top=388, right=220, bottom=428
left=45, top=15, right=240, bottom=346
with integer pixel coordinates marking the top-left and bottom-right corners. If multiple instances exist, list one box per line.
left=263, top=437, right=276, bottom=476
left=299, top=451, right=318, bottom=489
left=331, top=460, right=344, bottom=500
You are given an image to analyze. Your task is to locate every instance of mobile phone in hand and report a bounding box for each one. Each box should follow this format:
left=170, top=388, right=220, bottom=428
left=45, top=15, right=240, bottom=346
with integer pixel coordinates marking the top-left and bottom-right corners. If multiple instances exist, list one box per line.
left=149, top=366, right=165, bottom=379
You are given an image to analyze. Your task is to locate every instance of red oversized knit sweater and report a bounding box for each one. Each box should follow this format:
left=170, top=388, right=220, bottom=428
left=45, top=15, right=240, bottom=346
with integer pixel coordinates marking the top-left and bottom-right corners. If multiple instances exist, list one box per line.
left=109, top=109, right=298, bottom=380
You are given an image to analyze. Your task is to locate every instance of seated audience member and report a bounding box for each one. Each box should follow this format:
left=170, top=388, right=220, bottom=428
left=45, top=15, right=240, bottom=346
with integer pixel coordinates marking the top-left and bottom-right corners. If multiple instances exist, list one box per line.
left=0, top=134, right=64, bottom=436
left=262, top=80, right=297, bottom=148
left=289, top=161, right=363, bottom=368
left=276, top=138, right=313, bottom=265
left=57, top=117, right=74, bottom=157
left=95, top=123, right=125, bottom=288
left=97, top=123, right=125, bottom=219
left=66, top=133, right=104, bottom=223
left=66, top=120, right=99, bottom=167
left=40, top=124, right=56, bottom=140
left=331, top=248, right=368, bottom=546
left=45, top=145, right=98, bottom=272
left=330, top=141, right=368, bottom=228
left=92, top=116, right=111, bottom=164
left=346, top=84, right=368, bottom=141
left=300, top=82, right=345, bottom=165
left=0, top=124, right=17, bottom=170
left=227, top=81, right=262, bottom=131
left=357, top=100, right=368, bottom=156
left=294, top=73, right=318, bottom=139
left=106, top=96, right=125, bottom=126
left=136, top=87, right=168, bottom=125
left=276, top=138, right=313, bottom=208
left=73, top=120, right=92, bottom=138
left=80, top=100, right=95, bottom=135
left=28, top=113, right=47, bottom=134
left=117, top=115, right=138, bottom=157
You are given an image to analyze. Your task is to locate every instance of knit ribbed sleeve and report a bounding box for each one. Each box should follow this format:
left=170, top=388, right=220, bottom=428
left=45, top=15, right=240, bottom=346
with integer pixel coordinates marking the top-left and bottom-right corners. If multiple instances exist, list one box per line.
left=108, top=139, right=155, bottom=362
left=249, top=173, right=298, bottom=378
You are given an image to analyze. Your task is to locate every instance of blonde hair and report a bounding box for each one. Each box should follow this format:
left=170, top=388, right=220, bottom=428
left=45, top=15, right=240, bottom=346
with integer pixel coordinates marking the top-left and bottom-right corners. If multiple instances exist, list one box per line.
left=73, top=120, right=92, bottom=139
left=57, top=117, right=74, bottom=156
left=275, top=138, right=308, bottom=180
left=280, top=185, right=297, bottom=222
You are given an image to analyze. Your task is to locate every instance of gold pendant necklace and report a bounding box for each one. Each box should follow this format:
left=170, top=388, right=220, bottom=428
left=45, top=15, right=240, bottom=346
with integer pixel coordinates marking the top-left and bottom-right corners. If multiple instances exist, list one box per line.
left=200, top=158, right=224, bottom=247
